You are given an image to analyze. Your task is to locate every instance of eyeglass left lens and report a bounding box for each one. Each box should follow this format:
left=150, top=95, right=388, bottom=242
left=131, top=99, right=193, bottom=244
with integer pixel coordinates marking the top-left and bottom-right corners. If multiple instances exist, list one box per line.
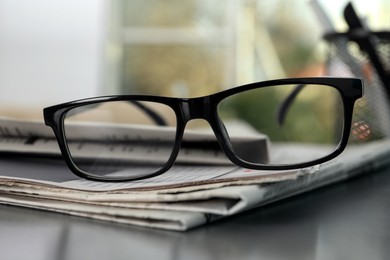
left=217, top=83, right=345, bottom=167
left=62, top=100, right=177, bottom=180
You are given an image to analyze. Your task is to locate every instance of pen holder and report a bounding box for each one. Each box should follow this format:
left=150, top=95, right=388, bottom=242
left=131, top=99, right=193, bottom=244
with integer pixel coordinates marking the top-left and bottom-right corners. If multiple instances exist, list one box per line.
left=324, top=31, right=390, bottom=142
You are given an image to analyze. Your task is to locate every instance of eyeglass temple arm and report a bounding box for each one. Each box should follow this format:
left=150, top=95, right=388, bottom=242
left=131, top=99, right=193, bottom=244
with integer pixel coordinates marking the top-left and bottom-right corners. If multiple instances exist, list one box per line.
left=128, top=100, right=167, bottom=126
left=277, top=84, right=305, bottom=125
left=67, top=100, right=167, bottom=126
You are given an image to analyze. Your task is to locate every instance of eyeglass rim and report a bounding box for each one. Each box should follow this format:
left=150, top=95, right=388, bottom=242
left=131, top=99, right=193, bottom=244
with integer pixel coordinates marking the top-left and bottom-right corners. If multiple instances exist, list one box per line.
left=43, top=77, right=364, bottom=182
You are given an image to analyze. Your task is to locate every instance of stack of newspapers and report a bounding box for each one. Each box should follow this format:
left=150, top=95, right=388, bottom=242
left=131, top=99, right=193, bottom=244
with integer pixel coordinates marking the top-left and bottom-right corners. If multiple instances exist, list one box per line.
left=0, top=117, right=389, bottom=231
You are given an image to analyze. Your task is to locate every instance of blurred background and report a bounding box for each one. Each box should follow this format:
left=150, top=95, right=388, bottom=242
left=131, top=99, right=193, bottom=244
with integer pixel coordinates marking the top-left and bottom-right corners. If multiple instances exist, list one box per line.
left=0, top=0, right=388, bottom=118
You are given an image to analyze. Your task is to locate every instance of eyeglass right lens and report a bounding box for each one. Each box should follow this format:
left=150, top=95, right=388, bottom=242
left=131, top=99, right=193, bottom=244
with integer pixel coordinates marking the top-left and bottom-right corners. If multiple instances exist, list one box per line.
left=62, top=100, right=177, bottom=180
left=217, top=83, right=345, bottom=166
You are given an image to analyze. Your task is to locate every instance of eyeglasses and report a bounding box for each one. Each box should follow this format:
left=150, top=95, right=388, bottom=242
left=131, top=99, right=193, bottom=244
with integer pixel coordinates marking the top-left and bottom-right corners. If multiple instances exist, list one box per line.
left=43, top=77, right=363, bottom=182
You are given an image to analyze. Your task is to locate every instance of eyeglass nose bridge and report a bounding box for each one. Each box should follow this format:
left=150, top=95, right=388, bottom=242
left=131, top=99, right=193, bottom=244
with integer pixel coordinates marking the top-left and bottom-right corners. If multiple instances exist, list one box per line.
left=180, top=96, right=212, bottom=123
left=179, top=96, right=235, bottom=163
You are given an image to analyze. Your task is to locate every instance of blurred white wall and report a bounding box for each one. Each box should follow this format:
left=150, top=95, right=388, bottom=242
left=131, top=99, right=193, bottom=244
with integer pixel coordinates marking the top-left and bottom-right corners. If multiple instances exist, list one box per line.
left=0, top=0, right=107, bottom=106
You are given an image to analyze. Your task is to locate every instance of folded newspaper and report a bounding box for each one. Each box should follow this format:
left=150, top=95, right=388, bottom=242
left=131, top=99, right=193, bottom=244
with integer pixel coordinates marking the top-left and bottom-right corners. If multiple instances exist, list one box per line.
left=0, top=117, right=389, bottom=231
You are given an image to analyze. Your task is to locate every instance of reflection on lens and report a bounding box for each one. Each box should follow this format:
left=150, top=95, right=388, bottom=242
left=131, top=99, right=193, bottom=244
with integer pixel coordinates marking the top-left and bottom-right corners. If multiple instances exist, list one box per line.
left=217, top=84, right=344, bottom=165
left=63, top=100, right=177, bottom=179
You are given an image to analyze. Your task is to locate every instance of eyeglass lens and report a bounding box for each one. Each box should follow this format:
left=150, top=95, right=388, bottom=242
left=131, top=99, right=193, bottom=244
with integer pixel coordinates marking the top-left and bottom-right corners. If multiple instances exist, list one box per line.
left=63, top=101, right=178, bottom=179
left=217, top=84, right=344, bottom=165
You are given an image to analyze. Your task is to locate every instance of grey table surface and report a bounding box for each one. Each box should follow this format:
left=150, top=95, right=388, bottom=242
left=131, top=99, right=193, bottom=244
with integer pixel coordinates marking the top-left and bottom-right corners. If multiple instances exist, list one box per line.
left=1, top=166, right=390, bottom=260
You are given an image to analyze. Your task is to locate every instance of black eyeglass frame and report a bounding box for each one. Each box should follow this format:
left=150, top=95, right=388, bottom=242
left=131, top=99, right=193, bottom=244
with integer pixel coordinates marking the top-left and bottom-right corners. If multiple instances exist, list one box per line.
left=43, top=77, right=363, bottom=182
